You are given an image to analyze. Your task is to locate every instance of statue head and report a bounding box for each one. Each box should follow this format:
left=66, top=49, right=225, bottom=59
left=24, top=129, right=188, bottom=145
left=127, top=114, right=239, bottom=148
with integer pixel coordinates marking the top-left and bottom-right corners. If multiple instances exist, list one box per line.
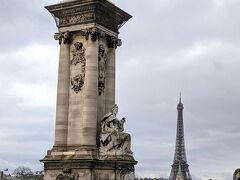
left=74, top=42, right=83, bottom=50
left=111, top=104, right=118, bottom=116
left=99, top=44, right=105, bottom=58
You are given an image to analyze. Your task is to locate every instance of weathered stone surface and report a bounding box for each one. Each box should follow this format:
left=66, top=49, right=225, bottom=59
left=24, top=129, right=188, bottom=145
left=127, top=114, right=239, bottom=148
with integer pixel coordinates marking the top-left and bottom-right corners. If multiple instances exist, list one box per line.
left=100, top=104, right=132, bottom=156
left=41, top=0, right=136, bottom=179
left=46, top=0, right=132, bottom=33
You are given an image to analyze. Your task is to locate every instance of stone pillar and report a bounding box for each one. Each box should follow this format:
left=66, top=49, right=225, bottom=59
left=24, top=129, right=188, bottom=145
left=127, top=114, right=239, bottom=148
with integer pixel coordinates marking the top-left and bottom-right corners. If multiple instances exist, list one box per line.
left=105, top=47, right=116, bottom=113
left=42, top=1, right=136, bottom=179
left=54, top=33, right=71, bottom=148
left=81, top=39, right=99, bottom=147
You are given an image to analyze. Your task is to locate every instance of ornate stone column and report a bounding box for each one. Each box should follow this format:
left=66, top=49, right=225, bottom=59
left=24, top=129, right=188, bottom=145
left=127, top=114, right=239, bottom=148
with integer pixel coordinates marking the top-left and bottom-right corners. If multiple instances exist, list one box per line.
left=41, top=1, right=137, bottom=179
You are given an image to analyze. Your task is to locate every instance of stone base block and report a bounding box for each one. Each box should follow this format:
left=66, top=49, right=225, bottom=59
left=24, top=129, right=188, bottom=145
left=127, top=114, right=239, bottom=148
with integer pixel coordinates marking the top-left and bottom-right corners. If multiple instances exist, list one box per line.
left=41, top=151, right=137, bottom=180
left=44, top=169, right=135, bottom=180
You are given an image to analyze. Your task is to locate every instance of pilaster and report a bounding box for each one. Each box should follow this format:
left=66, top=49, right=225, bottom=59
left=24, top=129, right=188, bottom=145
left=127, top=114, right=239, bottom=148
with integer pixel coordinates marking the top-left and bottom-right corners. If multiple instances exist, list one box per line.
left=105, top=47, right=116, bottom=113
left=53, top=31, right=72, bottom=149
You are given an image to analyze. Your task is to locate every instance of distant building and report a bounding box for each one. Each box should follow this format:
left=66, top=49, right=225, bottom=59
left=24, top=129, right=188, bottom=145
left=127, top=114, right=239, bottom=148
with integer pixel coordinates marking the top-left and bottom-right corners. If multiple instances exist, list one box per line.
left=169, top=97, right=192, bottom=180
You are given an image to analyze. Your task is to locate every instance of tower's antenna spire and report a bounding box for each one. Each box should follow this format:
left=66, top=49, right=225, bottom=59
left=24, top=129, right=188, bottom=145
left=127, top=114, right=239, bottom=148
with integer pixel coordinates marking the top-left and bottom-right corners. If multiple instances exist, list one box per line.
left=179, top=92, right=182, bottom=103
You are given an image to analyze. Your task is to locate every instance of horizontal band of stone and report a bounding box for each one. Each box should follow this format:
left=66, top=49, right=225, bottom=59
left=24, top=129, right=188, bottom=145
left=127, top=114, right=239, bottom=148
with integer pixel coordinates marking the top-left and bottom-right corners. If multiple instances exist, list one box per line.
left=45, top=0, right=132, bottom=33
left=41, top=156, right=137, bottom=171
left=55, top=28, right=122, bottom=49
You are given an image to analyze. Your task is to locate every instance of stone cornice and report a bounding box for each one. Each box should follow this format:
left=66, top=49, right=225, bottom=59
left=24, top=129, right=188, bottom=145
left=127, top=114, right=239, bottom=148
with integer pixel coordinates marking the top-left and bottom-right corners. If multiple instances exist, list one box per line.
left=45, top=0, right=132, bottom=33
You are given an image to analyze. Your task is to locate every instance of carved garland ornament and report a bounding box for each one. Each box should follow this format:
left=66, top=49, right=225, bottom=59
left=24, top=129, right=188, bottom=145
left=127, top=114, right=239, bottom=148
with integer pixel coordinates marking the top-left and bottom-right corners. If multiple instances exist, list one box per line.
left=70, top=42, right=86, bottom=93
left=98, top=44, right=108, bottom=95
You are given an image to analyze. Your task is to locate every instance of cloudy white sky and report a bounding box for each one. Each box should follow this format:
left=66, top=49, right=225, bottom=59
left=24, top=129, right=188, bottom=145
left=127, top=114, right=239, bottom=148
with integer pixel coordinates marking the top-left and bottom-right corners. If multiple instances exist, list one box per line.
left=0, top=0, right=240, bottom=179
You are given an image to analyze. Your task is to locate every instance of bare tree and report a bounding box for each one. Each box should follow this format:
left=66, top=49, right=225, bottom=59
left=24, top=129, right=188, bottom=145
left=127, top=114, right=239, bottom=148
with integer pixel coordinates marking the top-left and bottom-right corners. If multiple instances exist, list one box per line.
left=13, top=166, right=33, bottom=180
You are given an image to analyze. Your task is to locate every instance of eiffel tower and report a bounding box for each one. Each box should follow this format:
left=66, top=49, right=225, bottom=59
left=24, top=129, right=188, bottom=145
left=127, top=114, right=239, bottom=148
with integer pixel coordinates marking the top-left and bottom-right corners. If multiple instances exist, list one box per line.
left=169, top=96, right=192, bottom=180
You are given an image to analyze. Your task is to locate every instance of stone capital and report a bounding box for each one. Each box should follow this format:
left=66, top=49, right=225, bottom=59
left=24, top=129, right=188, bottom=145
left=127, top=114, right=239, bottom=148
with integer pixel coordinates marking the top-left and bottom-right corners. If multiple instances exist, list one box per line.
left=79, top=28, right=121, bottom=48
left=54, top=31, right=73, bottom=44
left=106, top=36, right=122, bottom=49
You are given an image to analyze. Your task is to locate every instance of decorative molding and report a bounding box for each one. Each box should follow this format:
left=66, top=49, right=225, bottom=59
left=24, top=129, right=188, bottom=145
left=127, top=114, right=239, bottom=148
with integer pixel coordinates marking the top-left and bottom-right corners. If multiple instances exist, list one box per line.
left=59, top=13, right=95, bottom=27
left=46, top=0, right=132, bottom=33
left=42, top=157, right=137, bottom=170
left=98, top=44, right=107, bottom=95
left=54, top=31, right=73, bottom=44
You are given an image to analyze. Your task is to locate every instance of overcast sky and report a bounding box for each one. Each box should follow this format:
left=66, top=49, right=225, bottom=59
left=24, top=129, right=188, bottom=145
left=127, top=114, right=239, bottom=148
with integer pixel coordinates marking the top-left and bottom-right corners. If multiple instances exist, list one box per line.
left=0, top=0, right=240, bottom=179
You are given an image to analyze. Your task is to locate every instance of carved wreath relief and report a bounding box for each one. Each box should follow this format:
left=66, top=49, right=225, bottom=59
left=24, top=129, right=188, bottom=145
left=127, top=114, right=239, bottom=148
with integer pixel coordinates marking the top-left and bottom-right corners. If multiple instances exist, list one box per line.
left=70, top=42, right=86, bottom=93
left=100, top=104, right=133, bottom=156
left=98, top=44, right=107, bottom=95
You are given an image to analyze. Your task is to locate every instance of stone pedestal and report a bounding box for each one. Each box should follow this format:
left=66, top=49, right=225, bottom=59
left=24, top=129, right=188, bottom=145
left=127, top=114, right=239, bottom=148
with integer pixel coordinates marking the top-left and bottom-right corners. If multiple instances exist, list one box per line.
left=43, top=153, right=136, bottom=180
left=41, top=0, right=137, bottom=179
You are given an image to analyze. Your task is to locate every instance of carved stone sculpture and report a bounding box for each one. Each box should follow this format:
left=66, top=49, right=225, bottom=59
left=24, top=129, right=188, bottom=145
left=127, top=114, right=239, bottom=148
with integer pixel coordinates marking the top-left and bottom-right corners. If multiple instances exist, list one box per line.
left=71, top=42, right=86, bottom=66
left=100, top=104, right=132, bottom=156
left=71, top=74, right=84, bottom=93
left=70, top=42, right=86, bottom=93
left=98, top=44, right=108, bottom=95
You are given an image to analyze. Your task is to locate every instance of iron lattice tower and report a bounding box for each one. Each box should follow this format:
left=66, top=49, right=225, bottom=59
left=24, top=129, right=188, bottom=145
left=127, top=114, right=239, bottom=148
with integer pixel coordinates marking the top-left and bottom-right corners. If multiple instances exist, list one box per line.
left=169, top=97, right=192, bottom=180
